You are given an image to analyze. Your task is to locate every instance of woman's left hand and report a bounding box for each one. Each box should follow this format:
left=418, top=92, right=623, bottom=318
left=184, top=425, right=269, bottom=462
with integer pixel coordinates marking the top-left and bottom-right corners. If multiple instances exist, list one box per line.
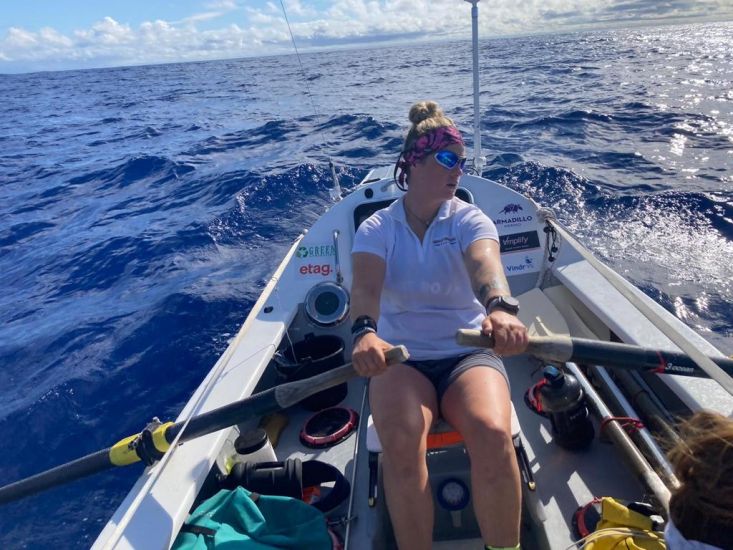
left=481, top=311, right=529, bottom=356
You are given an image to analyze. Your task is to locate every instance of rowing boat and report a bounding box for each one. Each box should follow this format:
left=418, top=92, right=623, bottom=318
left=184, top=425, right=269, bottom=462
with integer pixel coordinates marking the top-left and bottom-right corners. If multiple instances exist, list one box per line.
left=79, top=2, right=731, bottom=548
left=82, top=164, right=733, bottom=549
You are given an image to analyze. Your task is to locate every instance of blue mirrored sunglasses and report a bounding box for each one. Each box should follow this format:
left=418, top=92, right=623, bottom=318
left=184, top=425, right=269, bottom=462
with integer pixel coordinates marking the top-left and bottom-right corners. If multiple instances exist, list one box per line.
left=434, top=150, right=467, bottom=171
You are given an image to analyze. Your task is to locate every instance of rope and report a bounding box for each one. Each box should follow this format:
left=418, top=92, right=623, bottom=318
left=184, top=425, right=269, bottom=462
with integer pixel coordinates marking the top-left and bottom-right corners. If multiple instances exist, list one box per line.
left=536, top=208, right=559, bottom=289
left=278, top=1, right=341, bottom=198
left=600, top=416, right=645, bottom=437
left=565, top=527, right=664, bottom=550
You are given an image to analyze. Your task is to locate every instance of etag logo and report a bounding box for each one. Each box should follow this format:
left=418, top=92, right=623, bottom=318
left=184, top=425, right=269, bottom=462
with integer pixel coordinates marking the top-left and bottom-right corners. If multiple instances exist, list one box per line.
left=299, top=263, right=332, bottom=277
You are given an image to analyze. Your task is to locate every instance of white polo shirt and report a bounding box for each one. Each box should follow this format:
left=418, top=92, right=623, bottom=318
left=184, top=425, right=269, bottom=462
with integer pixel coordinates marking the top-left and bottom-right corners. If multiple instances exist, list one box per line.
left=352, top=196, right=499, bottom=360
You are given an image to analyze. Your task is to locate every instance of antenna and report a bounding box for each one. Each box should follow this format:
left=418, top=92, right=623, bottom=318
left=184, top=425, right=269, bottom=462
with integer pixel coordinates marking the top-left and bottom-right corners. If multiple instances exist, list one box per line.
left=465, top=0, right=485, bottom=174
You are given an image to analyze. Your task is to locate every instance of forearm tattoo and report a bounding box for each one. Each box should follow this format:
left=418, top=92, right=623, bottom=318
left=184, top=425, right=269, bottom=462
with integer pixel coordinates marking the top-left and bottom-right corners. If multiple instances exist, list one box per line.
left=477, top=274, right=510, bottom=306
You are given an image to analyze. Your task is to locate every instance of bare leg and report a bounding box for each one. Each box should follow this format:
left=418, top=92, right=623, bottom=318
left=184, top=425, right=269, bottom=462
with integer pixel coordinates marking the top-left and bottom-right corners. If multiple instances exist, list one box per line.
left=370, top=364, right=439, bottom=550
left=441, top=367, right=521, bottom=547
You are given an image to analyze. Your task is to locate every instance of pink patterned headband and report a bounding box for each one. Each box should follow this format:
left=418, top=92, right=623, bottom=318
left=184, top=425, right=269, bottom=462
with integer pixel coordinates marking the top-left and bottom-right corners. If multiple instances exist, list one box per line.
left=403, top=125, right=464, bottom=166
left=396, top=125, right=464, bottom=187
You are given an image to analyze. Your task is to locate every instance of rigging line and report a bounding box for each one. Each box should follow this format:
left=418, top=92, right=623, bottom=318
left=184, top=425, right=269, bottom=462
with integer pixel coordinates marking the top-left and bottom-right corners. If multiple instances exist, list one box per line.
left=278, top=0, right=331, bottom=154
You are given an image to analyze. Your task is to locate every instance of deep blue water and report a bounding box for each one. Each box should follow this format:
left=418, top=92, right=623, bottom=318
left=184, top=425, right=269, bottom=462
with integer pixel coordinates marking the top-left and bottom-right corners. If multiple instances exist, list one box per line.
left=1, top=20, right=732, bottom=548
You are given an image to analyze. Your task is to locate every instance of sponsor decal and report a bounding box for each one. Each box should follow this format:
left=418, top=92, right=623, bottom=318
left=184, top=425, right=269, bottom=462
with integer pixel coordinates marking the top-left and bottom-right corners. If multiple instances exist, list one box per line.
left=505, top=255, right=537, bottom=274
left=663, top=362, right=696, bottom=375
left=494, top=203, right=534, bottom=227
left=432, top=236, right=457, bottom=247
left=499, top=203, right=524, bottom=215
left=296, top=244, right=336, bottom=258
left=495, top=214, right=534, bottom=227
left=499, top=231, right=541, bottom=253
left=298, top=263, right=333, bottom=277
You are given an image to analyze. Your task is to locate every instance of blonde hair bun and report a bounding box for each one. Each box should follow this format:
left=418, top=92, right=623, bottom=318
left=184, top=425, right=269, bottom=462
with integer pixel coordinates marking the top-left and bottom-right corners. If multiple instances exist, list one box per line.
left=408, top=101, right=443, bottom=125
left=402, top=100, right=456, bottom=153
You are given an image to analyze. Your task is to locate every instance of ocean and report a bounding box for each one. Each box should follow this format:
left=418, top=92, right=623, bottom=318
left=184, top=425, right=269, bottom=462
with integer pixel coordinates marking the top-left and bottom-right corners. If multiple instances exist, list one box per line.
left=0, top=20, right=731, bottom=548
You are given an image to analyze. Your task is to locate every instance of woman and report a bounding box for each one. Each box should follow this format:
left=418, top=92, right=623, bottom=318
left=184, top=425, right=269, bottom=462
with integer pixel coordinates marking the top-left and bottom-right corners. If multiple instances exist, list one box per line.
left=350, top=100, right=528, bottom=550
left=665, top=411, right=733, bottom=550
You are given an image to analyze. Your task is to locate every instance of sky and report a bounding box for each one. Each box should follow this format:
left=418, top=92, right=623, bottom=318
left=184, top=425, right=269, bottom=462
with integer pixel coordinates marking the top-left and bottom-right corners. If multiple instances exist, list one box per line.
left=1, top=0, right=732, bottom=73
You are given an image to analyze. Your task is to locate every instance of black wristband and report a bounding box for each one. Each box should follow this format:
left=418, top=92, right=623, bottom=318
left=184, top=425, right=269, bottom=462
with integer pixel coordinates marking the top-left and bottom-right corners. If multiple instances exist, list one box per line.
left=352, top=326, right=376, bottom=345
left=485, top=295, right=520, bottom=315
left=351, top=315, right=377, bottom=334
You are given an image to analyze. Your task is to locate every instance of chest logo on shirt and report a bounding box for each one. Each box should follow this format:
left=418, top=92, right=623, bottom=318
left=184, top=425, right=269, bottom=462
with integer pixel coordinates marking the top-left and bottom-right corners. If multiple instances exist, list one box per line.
left=432, top=236, right=457, bottom=247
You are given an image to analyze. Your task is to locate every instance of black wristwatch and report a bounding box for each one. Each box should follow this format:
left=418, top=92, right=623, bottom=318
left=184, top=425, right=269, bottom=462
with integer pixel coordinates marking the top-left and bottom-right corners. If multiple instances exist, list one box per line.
left=485, top=296, right=520, bottom=316
left=351, top=315, right=377, bottom=334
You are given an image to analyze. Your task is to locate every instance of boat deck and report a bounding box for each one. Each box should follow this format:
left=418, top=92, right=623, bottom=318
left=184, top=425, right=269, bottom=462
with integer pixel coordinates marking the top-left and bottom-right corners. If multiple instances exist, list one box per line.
left=267, top=351, right=645, bottom=549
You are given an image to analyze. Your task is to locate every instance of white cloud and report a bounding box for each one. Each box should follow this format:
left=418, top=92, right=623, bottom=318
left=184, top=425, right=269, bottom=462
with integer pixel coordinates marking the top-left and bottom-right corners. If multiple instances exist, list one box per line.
left=0, top=0, right=731, bottom=73
left=5, top=27, right=38, bottom=48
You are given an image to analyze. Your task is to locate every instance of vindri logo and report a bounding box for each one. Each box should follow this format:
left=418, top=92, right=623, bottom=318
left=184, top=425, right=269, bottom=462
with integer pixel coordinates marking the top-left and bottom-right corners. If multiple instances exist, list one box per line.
left=296, top=244, right=336, bottom=258
left=506, top=256, right=536, bottom=273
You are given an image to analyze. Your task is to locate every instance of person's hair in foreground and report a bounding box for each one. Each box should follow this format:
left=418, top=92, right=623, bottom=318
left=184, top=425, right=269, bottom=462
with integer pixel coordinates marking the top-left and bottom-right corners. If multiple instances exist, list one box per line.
left=665, top=411, right=733, bottom=549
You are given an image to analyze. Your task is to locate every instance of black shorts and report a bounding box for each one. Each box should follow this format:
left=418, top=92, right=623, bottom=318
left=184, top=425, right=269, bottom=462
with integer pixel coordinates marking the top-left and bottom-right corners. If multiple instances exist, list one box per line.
left=404, top=350, right=509, bottom=402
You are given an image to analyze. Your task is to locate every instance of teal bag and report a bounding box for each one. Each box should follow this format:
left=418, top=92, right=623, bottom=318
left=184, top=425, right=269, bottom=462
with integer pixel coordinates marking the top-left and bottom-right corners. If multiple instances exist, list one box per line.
left=172, top=487, right=333, bottom=549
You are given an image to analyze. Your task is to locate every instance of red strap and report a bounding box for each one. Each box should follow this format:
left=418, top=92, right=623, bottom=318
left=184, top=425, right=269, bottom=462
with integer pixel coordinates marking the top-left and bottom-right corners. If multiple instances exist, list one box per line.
left=573, top=497, right=602, bottom=538
left=600, top=416, right=645, bottom=436
left=524, top=378, right=549, bottom=416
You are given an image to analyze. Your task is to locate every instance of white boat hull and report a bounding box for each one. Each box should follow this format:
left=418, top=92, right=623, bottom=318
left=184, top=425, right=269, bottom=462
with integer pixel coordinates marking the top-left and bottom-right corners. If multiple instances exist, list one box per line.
left=94, top=171, right=732, bottom=549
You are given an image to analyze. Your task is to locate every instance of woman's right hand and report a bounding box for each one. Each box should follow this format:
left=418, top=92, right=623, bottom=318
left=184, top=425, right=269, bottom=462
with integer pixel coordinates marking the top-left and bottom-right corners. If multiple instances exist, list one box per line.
left=352, top=332, right=394, bottom=377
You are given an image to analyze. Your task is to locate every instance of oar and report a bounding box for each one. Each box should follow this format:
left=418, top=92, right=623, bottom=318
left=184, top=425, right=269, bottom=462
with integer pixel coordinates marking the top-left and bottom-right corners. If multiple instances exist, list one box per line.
left=0, top=346, right=409, bottom=506
left=456, top=330, right=733, bottom=378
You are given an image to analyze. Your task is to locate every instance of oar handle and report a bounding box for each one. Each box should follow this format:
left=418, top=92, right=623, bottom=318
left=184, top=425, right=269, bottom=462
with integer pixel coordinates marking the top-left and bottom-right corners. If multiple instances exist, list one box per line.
left=273, top=345, right=409, bottom=409
left=456, top=329, right=574, bottom=360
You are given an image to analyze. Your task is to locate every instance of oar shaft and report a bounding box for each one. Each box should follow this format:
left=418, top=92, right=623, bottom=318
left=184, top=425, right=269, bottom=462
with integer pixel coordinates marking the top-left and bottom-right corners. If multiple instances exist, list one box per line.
left=456, top=330, right=733, bottom=378
left=0, top=345, right=409, bottom=506
left=168, top=345, right=408, bottom=443
left=0, top=449, right=112, bottom=505
left=567, top=337, right=733, bottom=378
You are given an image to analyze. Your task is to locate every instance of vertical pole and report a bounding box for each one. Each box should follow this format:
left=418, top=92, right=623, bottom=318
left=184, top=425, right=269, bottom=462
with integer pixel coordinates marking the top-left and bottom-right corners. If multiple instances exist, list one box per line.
left=465, top=0, right=484, bottom=174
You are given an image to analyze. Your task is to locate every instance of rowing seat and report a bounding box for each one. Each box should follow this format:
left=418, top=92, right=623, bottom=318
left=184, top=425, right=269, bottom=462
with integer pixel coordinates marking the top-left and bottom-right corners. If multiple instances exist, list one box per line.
left=364, top=402, right=535, bottom=541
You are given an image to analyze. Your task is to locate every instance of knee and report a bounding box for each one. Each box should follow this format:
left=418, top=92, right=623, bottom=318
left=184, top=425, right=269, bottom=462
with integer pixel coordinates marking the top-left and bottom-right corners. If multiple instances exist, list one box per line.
left=464, top=416, right=514, bottom=462
left=376, top=414, right=428, bottom=462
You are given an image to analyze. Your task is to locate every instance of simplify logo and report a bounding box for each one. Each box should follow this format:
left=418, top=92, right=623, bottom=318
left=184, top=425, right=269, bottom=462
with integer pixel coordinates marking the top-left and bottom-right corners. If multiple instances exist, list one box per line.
left=499, top=231, right=540, bottom=253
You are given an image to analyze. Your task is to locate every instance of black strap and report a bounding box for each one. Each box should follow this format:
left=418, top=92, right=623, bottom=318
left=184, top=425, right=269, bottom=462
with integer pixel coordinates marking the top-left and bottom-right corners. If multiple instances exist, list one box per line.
left=180, top=524, right=217, bottom=537
left=302, top=460, right=350, bottom=513
left=134, top=419, right=167, bottom=466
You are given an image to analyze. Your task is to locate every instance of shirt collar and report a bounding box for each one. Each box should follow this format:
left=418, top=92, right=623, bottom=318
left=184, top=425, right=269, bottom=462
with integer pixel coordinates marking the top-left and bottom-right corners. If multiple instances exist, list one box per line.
left=388, top=196, right=454, bottom=226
